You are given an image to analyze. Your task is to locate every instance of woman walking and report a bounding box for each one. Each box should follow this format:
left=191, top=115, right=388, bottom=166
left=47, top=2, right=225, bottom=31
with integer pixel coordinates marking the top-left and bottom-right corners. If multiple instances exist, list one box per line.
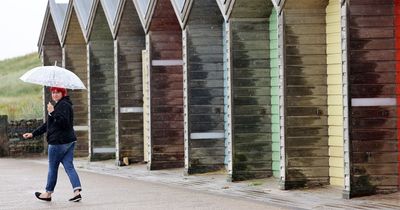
left=23, top=87, right=82, bottom=202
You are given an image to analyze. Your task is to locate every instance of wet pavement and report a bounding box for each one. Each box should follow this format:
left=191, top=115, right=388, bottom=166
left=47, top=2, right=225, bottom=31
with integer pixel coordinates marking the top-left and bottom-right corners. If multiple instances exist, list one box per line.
left=1, top=157, right=399, bottom=210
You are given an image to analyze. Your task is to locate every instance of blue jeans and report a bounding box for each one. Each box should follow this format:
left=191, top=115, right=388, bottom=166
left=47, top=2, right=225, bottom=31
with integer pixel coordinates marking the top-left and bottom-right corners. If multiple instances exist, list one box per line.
left=46, top=142, right=82, bottom=193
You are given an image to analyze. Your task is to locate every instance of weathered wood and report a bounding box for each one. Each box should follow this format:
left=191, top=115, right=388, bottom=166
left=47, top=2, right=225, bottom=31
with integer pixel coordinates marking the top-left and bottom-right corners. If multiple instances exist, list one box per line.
left=64, top=9, right=89, bottom=157
left=181, top=0, right=226, bottom=174
left=146, top=0, right=184, bottom=170
left=88, top=3, right=116, bottom=161
left=114, top=0, right=146, bottom=163
left=283, top=3, right=330, bottom=188
left=228, top=16, right=274, bottom=181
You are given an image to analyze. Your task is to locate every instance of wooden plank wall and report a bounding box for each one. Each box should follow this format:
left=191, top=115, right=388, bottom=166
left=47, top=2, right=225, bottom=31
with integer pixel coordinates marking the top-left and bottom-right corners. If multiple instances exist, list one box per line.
left=185, top=0, right=225, bottom=174
left=88, top=3, right=116, bottom=160
left=229, top=0, right=274, bottom=181
left=269, top=9, right=280, bottom=178
left=64, top=9, right=89, bottom=157
left=326, top=0, right=344, bottom=187
left=283, top=0, right=330, bottom=188
left=148, top=0, right=184, bottom=169
left=349, top=0, right=398, bottom=195
left=116, top=0, right=145, bottom=163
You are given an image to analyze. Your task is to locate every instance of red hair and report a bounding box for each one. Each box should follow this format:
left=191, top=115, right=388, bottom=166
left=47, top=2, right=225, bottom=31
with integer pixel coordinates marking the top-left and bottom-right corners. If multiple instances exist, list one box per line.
left=50, top=87, right=67, bottom=97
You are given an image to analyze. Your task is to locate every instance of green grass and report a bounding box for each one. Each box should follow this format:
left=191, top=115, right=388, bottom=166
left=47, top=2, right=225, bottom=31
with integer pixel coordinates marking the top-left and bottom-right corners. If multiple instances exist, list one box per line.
left=0, top=53, right=43, bottom=120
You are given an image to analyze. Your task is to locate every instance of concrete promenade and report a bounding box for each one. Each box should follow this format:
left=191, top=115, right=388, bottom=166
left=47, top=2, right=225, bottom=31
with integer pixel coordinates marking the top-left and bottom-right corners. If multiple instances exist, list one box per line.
left=1, top=158, right=399, bottom=210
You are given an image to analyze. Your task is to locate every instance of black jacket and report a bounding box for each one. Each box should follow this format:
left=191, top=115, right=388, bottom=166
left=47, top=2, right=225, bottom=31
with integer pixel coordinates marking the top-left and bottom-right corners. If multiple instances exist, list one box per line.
left=32, top=96, right=77, bottom=145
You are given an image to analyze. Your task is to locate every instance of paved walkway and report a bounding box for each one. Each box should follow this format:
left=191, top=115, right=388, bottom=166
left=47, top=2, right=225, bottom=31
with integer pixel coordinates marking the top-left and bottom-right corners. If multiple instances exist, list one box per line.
left=0, top=158, right=284, bottom=210
left=71, top=158, right=400, bottom=209
left=2, top=157, right=400, bottom=209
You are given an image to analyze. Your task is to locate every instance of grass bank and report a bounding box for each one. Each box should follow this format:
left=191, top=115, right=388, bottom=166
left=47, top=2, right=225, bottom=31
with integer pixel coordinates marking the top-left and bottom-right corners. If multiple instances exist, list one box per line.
left=0, top=53, right=43, bottom=120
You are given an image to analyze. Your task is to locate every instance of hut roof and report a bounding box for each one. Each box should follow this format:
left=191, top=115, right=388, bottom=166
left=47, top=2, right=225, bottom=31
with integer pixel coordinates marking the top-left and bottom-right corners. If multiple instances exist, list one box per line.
left=100, top=0, right=121, bottom=37
left=38, top=0, right=68, bottom=53
left=86, top=0, right=119, bottom=39
left=62, top=0, right=94, bottom=44
left=216, top=0, right=280, bottom=20
left=132, top=0, right=155, bottom=33
left=170, top=0, right=193, bottom=29
left=74, top=0, right=94, bottom=35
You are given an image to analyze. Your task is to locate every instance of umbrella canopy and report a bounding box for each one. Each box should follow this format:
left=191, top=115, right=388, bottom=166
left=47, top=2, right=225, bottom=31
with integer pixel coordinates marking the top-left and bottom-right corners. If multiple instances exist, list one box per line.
left=20, top=66, right=86, bottom=90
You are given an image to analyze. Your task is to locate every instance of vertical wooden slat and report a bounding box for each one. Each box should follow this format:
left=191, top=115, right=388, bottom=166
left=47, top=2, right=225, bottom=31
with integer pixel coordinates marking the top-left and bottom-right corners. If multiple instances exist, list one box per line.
left=278, top=8, right=287, bottom=189
left=183, top=28, right=190, bottom=172
left=223, top=20, right=234, bottom=179
left=326, top=0, right=344, bottom=187
left=341, top=0, right=352, bottom=199
left=87, top=43, right=92, bottom=159
left=114, top=39, right=120, bottom=165
left=142, top=36, right=151, bottom=163
left=270, top=8, right=280, bottom=178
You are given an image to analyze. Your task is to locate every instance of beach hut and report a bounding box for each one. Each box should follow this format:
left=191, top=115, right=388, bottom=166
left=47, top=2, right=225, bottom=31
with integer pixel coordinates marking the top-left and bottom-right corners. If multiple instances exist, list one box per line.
left=216, top=0, right=279, bottom=181
left=38, top=0, right=68, bottom=146
left=39, top=0, right=67, bottom=69
left=112, top=0, right=146, bottom=165
left=343, top=0, right=398, bottom=198
left=279, top=0, right=344, bottom=189
left=60, top=0, right=94, bottom=157
left=134, top=0, right=184, bottom=170
left=170, top=0, right=226, bottom=174
left=85, top=0, right=119, bottom=160
left=38, top=0, right=68, bottom=102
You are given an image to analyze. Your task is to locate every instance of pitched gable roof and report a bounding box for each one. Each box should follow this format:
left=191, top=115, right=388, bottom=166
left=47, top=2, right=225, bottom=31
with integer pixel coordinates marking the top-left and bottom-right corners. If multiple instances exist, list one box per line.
left=101, top=0, right=121, bottom=38
left=86, top=0, right=120, bottom=39
left=62, top=0, right=94, bottom=44
left=216, top=0, right=281, bottom=20
left=132, top=0, right=156, bottom=33
left=170, top=0, right=193, bottom=29
left=38, top=0, right=68, bottom=53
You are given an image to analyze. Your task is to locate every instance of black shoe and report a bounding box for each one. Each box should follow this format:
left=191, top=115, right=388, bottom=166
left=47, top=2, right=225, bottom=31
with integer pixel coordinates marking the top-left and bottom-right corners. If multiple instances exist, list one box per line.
left=35, top=192, right=51, bottom=202
left=69, top=194, right=82, bottom=202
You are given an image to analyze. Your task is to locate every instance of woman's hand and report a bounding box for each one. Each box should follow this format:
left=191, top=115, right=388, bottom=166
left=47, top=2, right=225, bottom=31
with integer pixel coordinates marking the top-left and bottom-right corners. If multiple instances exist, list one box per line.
left=47, top=102, right=54, bottom=114
left=23, top=133, right=33, bottom=139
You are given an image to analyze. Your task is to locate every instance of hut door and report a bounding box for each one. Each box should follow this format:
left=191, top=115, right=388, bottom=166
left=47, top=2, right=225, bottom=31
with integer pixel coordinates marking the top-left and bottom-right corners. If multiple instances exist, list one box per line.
left=142, top=49, right=151, bottom=162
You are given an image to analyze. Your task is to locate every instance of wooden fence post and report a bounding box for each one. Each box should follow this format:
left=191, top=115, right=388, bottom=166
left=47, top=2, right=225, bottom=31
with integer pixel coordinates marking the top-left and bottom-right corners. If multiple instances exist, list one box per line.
left=0, top=115, right=9, bottom=156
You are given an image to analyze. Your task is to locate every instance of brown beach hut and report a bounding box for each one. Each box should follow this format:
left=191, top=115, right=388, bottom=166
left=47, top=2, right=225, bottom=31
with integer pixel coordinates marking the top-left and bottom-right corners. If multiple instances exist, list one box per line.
left=134, top=0, right=184, bottom=170
left=343, top=0, right=399, bottom=198
left=112, top=0, right=146, bottom=165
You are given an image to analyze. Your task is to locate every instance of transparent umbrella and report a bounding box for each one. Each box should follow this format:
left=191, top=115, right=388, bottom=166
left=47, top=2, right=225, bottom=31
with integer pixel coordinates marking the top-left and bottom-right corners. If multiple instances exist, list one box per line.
left=20, top=65, right=86, bottom=90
